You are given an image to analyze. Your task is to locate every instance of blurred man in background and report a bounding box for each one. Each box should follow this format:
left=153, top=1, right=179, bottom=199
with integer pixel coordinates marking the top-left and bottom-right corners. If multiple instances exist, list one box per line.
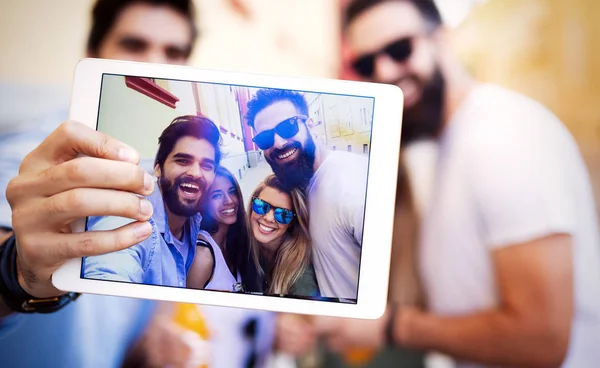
left=311, top=0, right=600, bottom=367
left=0, top=0, right=275, bottom=367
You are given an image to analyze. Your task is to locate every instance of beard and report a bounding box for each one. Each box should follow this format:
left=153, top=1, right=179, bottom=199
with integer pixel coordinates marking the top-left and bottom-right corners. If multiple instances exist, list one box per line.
left=159, top=174, right=208, bottom=217
left=396, top=67, right=445, bottom=146
left=266, top=136, right=317, bottom=192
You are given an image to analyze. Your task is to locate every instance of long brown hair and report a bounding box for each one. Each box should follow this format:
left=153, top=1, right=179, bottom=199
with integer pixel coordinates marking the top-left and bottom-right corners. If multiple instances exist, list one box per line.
left=199, top=166, right=250, bottom=278
left=247, top=175, right=312, bottom=295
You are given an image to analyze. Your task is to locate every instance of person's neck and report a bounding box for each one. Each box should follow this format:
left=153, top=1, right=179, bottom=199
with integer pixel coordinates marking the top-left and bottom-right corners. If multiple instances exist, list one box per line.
left=312, top=143, right=331, bottom=172
left=212, top=223, right=229, bottom=252
left=440, top=58, right=478, bottom=129
left=165, top=207, right=187, bottom=241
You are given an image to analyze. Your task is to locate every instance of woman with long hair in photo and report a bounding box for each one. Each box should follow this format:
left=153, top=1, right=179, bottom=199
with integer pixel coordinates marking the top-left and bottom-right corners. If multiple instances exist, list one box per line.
left=187, top=166, right=250, bottom=292
left=246, top=174, right=319, bottom=297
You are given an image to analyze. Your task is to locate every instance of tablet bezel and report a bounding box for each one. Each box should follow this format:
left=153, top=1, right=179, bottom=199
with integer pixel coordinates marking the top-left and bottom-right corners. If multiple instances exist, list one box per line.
left=52, top=58, right=403, bottom=319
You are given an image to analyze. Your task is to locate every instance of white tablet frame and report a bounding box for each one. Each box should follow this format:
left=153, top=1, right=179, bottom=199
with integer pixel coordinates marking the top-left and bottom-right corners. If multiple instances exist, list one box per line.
left=52, top=58, right=404, bottom=319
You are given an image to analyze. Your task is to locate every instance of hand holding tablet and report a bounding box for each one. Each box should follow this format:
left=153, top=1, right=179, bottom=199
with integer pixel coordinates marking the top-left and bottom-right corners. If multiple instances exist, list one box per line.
left=4, top=120, right=154, bottom=302
left=47, top=58, right=403, bottom=319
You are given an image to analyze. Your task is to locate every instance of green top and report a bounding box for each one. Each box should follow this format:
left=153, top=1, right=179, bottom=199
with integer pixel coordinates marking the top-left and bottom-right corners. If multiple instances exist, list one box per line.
left=289, top=263, right=320, bottom=297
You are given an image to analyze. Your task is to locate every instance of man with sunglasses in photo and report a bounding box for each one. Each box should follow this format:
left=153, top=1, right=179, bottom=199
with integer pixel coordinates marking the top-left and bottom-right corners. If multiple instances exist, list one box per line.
left=312, top=1, right=600, bottom=368
left=245, top=88, right=368, bottom=303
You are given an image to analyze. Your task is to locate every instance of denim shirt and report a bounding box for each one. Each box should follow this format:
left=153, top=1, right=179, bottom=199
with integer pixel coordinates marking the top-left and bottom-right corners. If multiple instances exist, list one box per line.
left=83, top=181, right=202, bottom=287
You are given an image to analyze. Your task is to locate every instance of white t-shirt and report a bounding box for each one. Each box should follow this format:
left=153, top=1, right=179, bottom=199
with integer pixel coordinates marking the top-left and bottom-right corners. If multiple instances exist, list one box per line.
left=307, top=150, right=369, bottom=300
left=199, top=230, right=242, bottom=292
left=419, top=83, right=600, bottom=368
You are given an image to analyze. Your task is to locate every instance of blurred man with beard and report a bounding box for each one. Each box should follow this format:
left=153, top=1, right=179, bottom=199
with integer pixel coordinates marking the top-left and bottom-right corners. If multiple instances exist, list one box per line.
left=84, top=115, right=221, bottom=286
left=245, top=89, right=368, bottom=301
left=311, top=1, right=600, bottom=368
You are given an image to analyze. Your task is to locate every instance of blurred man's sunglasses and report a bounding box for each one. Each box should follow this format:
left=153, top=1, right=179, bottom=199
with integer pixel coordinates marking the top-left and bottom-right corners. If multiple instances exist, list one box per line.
left=251, top=197, right=295, bottom=225
left=351, top=38, right=412, bottom=78
left=252, top=115, right=307, bottom=150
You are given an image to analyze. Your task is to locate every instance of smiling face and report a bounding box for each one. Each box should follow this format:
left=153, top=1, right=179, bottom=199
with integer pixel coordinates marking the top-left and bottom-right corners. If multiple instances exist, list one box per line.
left=206, top=174, right=239, bottom=226
left=156, top=136, right=216, bottom=217
left=254, top=100, right=316, bottom=190
left=250, top=186, right=292, bottom=253
left=346, top=1, right=446, bottom=144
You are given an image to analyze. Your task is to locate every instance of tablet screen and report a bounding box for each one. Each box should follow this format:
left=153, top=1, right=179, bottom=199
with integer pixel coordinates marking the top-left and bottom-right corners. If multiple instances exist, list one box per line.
left=81, top=73, right=375, bottom=304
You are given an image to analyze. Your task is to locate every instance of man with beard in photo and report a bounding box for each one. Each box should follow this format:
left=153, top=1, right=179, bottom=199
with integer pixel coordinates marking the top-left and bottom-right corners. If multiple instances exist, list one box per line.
left=84, top=115, right=222, bottom=288
left=245, top=89, right=369, bottom=301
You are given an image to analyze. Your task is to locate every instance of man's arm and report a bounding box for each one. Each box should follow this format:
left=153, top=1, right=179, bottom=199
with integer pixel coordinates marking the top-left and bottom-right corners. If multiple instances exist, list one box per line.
left=395, top=233, right=573, bottom=368
left=83, top=250, right=145, bottom=283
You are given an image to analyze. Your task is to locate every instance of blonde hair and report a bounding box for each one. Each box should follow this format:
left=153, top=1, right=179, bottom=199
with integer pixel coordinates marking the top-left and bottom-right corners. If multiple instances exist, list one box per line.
left=247, top=175, right=312, bottom=295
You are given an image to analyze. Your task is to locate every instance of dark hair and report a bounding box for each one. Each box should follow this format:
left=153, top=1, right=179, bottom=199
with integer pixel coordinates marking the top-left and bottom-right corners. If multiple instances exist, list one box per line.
left=87, top=0, right=198, bottom=56
left=199, top=166, right=250, bottom=279
left=244, top=89, right=309, bottom=129
left=343, top=0, right=442, bottom=30
left=154, top=115, right=222, bottom=169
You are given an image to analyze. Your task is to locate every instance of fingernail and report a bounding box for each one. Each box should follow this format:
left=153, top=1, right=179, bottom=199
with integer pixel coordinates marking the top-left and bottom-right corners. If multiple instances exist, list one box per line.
left=144, top=172, right=154, bottom=192
left=118, top=147, right=136, bottom=162
left=140, top=199, right=153, bottom=217
left=133, top=222, right=152, bottom=238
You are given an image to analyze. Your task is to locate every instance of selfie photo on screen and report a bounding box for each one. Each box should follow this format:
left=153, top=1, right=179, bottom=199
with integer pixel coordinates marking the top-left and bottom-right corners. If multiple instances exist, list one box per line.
left=82, top=75, right=375, bottom=304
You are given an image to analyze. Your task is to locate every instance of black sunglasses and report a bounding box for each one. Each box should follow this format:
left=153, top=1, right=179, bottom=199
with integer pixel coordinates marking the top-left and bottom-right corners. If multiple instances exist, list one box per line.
left=251, top=197, right=295, bottom=225
left=252, top=115, right=307, bottom=150
left=351, top=38, right=412, bottom=78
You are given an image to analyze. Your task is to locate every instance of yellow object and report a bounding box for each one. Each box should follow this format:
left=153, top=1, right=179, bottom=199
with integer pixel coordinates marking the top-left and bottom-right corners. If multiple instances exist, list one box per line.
left=344, top=347, right=376, bottom=366
left=172, top=303, right=210, bottom=368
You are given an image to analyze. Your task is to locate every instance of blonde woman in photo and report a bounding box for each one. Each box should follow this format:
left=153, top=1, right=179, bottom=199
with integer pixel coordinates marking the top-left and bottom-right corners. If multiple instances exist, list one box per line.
left=246, top=174, right=319, bottom=297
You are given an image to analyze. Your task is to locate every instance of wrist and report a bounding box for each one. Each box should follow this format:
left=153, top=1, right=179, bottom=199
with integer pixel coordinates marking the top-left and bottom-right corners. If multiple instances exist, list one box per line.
left=394, top=307, right=422, bottom=349
left=0, top=231, right=80, bottom=314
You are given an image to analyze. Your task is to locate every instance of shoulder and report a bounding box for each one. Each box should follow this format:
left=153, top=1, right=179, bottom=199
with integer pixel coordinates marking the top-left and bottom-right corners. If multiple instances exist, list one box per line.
left=195, top=246, right=214, bottom=265
left=455, top=84, right=568, bottom=146
left=315, top=152, right=368, bottom=190
left=450, top=84, right=578, bottom=170
left=328, top=151, right=369, bottom=170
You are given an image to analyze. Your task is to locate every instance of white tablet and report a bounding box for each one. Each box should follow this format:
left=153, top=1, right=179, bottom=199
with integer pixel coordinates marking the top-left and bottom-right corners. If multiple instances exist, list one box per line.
left=53, top=58, right=404, bottom=319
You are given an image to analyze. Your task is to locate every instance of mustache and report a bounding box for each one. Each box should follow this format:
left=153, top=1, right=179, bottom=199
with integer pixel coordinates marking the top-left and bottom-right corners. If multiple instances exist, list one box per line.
left=175, top=175, right=208, bottom=192
left=269, top=142, right=302, bottom=161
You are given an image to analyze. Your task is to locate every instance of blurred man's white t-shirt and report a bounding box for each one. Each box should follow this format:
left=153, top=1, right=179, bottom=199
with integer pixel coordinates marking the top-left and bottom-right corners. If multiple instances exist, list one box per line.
left=419, top=83, right=600, bottom=368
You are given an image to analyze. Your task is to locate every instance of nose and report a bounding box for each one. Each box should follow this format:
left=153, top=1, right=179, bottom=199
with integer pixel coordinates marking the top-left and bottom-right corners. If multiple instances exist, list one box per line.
left=143, top=49, right=168, bottom=64
left=186, top=163, right=202, bottom=178
left=273, top=134, right=288, bottom=150
left=373, top=54, right=405, bottom=83
left=262, top=208, right=276, bottom=223
left=223, top=193, right=233, bottom=205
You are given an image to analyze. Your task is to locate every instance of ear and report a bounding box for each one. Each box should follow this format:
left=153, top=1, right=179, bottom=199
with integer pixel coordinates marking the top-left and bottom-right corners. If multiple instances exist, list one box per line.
left=154, top=163, right=161, bottom=178
left=306, top=117, right=315, bottom=130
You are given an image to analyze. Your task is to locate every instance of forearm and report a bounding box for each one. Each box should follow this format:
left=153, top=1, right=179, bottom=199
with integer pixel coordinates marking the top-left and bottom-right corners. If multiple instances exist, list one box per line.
left=397, top=308, right=567, bottom=368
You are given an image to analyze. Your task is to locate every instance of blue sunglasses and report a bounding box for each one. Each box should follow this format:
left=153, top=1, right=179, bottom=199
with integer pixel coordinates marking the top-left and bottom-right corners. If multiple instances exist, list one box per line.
left=251, top=197, right=295, bottom=225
